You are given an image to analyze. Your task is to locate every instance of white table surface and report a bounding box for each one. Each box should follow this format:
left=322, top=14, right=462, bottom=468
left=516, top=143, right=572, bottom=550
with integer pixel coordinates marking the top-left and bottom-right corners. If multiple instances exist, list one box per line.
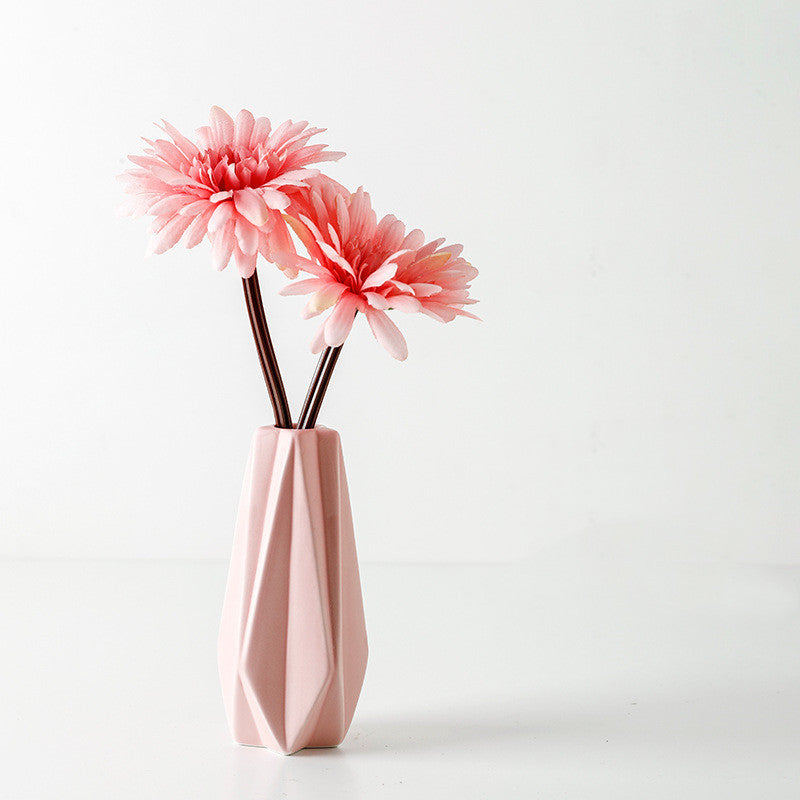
left=1, top=547, right=798, bottom=799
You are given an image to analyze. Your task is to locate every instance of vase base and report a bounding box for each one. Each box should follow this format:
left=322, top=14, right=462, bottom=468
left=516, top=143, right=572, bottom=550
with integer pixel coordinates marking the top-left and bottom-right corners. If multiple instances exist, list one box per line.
left=234, top=739, right=343, bottom=756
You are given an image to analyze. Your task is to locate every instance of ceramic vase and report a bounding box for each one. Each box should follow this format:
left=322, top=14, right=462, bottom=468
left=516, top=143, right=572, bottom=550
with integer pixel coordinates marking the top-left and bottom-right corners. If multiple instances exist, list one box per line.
left=218, top=426, right=368, bottom=755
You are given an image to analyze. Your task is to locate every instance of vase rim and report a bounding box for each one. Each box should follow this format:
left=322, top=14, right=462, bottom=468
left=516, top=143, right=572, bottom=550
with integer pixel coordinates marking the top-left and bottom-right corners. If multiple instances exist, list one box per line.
left=255, top=424, right=335, bottom=435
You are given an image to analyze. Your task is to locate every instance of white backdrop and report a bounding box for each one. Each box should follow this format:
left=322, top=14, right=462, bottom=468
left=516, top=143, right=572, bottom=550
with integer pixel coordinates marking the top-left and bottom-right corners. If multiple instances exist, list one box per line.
left=1, top=1, right=797, bottom=563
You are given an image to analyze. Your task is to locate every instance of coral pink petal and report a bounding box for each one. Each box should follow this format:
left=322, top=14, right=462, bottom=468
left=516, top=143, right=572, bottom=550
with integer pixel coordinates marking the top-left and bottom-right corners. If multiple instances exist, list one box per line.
left=265, top=119, right=293, bottom=150
left=304, top=284, right=347, bottom=319
left=310, top=320, right=327, bottom=354
left=236, top=219, right=259, bottom=255
left=208, top=201, right=235, bottom=233
left=267, top=169, right=317, bottom=187
left=147, top=213, right=193, bottom=256
left=250, top=116, right=271, bottom=147
left=285, top=215, right=325, bottom=263
left=334, top=195, right=350, bottom=243
left=152, top=139, right=189, bottom=169
left=386, top=294, right=421, bottom=313
left=305, top=150, right=345, bottom=162
left=261, top=189, right=291, bottom=211
left=183, top=208, right=213, bottom=249
left=211, top=223, right=236, bottom=270
left=324, top=295, right=358, bottom=346
left=271, top=252, right=330, bottom=279
left=179, top=199, right=211, bottom=217
left=209, top=106, right=234, bottom=146
left=262, top=216, right=294, bottom=258
left=410, top=283, right=442, bottom=297
left=234, top=109, right=255, bottom=148
left=235, top=248, right=258, bottom=278
left=420, top=304, right=457, bottom=323
left=365, top=308, right=408, bottom=361
left=363, top=291, right=390, bottom=310
left=148, top=195, right=192, bottom=217
left=318, top=241, right=355, bottom=277
left=362, top=262, right=398, bottom=290
left=401, top=229, right=426, bottom=251
left=234, top=188, right=269, bottom=227
left=279, top=278, right=326, bottom=296
left=159, top=119, right=199, bottom=159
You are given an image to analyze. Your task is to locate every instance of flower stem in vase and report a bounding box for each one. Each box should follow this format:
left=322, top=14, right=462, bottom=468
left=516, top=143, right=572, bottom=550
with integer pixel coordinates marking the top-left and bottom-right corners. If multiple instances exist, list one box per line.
left=242, top=272, right=292, bottom=429
left=298, top=345, right=344, bottom=429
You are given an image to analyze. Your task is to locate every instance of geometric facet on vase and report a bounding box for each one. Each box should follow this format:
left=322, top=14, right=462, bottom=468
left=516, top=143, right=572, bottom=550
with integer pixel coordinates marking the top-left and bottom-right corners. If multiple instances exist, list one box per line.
left=218, top=426, right=368, bottom=754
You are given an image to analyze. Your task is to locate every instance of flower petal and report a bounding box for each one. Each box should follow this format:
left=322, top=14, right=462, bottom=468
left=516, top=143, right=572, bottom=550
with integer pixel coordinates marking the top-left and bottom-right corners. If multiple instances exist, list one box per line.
left=410, top=282, right=442, bottom=297
left=419, top=303, right=457, bottom=323
left=183, top=208, right=213, bottom=249
left=362, top=262, right=398, bottom=290
left=233, top=187, right=268, bottom=226
left=148, top=194, right=194, bottom=217
left=363, top=291, right=390, bottom=310
left=387, top=294, right=421, bottom=313
left=250, top=116, right=271, bottom=147
left=234, top=109, right=255, bottom=149
left=211, top=223, right=235, bottom=270
left=304, top=283, right=347, bottom=318
left=413, top=252, right=451, bottom=273
left=146, top=213, right=193, bottom=256
left=152, top=138, right=189, bottom=169
left=335, top=194, right=350, bottom=244
left=209, top=106, right=234, bottom=146
left=270, top=251, right=330, bottom=278
left=235, top=219, right=259, bottom=255
left=178, top=199, right=211, bottom=217
left=318, top=240, right=356, bottom=277
left=207, top=200, right=235, bottom=233
left=279, top=278, right=326, bottom=296
left=158, top=119, right=199, bottom=160
left=235, top=248, right=257, bottom=278
left=310, top=320, right=327, bottom=354
left=285, top=214, right=325, bottom=262
left=365, top=308, right=408, bottom=361
left=401, top=228, right=426, bottom=251
left=260, top=188, right=290, bottom=211
left=324, top=294, right=358, bottom=346
left=265, top=169, right=317, bottom=187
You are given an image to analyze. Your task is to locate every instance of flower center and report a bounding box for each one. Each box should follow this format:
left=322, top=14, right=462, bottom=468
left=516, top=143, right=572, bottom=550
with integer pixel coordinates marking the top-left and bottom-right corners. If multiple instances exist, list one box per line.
left=188, top=145, right=276, bottom=193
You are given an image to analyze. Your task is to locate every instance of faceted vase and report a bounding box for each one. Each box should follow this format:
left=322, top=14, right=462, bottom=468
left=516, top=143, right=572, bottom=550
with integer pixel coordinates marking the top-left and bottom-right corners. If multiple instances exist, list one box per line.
left=218, top=426, right=368, bottom=755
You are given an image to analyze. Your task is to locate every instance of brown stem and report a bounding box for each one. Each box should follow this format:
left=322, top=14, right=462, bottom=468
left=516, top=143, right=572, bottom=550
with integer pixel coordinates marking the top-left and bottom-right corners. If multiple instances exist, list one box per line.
left=298, top=344, right=344, bottom=429
left=242, top=272, right=292, bottom=429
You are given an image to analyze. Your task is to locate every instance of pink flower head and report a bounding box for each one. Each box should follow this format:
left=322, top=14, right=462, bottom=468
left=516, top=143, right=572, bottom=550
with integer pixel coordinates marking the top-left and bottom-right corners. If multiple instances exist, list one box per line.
left=119, top=107, right=344, bottom=277
left=277, top=179, right=479, bottom=360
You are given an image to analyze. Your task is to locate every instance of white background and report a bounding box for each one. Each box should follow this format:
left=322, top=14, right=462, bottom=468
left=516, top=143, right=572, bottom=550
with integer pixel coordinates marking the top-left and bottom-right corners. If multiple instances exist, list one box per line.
left=2, top=0, right=797, bottom=564
left=1, top=2, right=799, bottom=798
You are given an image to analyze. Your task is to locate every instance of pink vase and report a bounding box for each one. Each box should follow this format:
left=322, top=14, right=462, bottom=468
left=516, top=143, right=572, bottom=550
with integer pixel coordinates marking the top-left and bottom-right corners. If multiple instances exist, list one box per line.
left=218, top=426, right=368, bottom=755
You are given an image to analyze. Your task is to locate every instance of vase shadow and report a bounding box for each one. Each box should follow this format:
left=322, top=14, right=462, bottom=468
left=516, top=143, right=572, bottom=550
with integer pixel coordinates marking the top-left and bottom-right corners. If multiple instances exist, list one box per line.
left=224, top=742, right=357, bottom=799
left=346, top=676, right=800, bottom=757
left=347, top=698, right=541, bottom=755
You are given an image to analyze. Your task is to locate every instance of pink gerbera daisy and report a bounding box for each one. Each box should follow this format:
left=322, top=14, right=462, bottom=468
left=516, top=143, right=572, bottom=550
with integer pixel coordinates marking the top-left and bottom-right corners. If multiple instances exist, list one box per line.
left=119, top=106, right=344, bottom=277
left=276, top=179, right=479, bottom=360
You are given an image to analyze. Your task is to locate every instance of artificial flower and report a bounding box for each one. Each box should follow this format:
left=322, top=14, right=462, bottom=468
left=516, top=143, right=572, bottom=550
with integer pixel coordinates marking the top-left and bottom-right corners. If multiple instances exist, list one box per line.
left=119, top=106, right=344, bottom=277
left=276, top=180, right=479, bottom=360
